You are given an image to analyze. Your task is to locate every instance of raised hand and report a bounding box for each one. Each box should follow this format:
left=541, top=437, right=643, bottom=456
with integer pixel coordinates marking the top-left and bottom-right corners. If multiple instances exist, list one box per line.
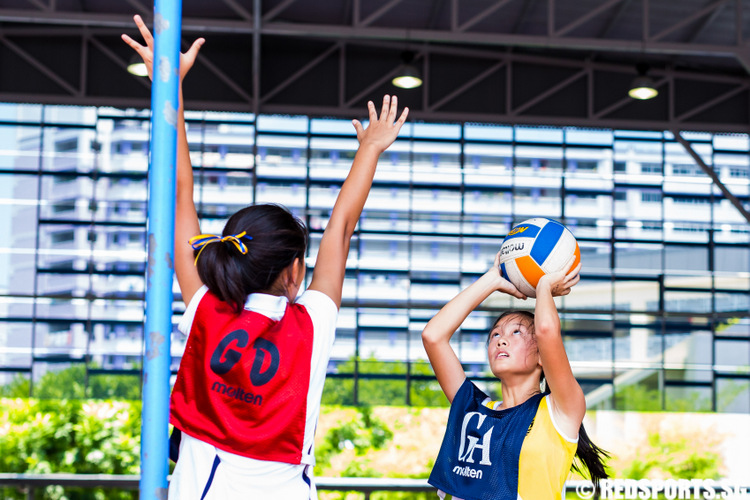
left=121, top=14, right=204, bottom=82
left=537, top=255, right=581, bottom=297
left=352, top=95, right=409, bottom=153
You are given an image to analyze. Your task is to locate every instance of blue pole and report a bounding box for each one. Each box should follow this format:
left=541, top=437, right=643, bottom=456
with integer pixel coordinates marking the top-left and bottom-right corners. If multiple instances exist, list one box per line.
left=140, top=1, right=182, bottom=499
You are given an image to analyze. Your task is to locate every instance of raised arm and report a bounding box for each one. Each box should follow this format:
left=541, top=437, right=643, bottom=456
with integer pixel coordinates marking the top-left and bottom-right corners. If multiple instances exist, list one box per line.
left=308, top=95, right=408, bottom=307
left=534, top=257, right=585, bottom=437
left=122, top=15, right=205, bottom=305
left=422, top=253, right=526, bottom=403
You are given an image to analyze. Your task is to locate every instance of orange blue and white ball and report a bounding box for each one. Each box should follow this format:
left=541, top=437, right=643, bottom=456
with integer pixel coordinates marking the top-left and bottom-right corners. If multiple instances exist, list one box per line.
left=499, top=218, right=580, bottom=298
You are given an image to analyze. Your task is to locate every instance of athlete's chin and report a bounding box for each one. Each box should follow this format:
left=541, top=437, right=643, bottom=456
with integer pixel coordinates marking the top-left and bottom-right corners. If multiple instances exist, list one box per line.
left=489, top=365, right=533, bottom=380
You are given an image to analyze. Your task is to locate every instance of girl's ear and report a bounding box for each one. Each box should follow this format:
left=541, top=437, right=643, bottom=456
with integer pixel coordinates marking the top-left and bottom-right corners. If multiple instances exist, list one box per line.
left=289, top=257, right=304, bottom=286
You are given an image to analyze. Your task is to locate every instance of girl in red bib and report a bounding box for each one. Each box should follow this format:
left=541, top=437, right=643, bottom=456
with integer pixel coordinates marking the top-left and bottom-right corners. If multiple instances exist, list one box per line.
left=123, top=16, right=408, bottom=500
left=422, top=253, right=608, bottom=500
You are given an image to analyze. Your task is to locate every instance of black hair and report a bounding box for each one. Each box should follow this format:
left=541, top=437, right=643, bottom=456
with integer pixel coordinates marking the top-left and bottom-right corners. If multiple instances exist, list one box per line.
left=194, top=204, right=307, bottom=314
left=488, top=310, right=610, bottom=494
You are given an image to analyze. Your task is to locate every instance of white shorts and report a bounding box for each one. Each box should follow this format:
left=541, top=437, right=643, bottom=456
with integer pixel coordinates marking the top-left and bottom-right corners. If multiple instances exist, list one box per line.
left=168, top=432, right=315, bottom=500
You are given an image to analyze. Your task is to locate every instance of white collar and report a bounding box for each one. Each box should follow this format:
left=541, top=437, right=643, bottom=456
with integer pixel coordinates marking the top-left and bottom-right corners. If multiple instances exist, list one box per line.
left=243, top=293, right=289, bottom=321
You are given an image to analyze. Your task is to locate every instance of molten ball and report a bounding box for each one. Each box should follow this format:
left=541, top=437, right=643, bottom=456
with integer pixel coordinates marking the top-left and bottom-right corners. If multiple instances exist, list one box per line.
left=499, top=218, right=580, bottom=298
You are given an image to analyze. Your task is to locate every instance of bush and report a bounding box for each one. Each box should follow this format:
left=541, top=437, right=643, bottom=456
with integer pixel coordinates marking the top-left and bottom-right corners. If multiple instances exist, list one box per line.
left=0, top=398, right=141, bottom=500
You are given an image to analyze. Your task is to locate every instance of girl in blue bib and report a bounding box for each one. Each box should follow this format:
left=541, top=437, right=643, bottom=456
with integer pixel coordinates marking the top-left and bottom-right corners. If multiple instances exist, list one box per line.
left=422, top=253, right=608, bottom=500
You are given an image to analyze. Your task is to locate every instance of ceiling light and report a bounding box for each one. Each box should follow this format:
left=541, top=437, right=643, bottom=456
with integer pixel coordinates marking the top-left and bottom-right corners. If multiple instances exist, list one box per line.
left=127, top=55, right=149, bottom=77
left=628, top=64, right=658, bottom=100
left=392, top=51, right=422, bottom=89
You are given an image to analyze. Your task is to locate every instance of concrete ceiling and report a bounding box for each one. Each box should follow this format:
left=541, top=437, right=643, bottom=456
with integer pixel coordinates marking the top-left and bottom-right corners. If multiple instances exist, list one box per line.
left=2, top=0, right=750, bottom=131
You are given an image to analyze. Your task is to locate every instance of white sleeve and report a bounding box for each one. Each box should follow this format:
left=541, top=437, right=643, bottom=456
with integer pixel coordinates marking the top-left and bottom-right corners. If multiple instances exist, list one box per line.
left=295, top=288, right=339, bottom=463
left=296, top=289, right=338, bottom=351
left=177, top=285, right=209, bottom=337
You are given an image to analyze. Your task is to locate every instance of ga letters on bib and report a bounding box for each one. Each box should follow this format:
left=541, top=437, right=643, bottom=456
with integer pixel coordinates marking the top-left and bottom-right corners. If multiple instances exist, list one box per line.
left=170, top=291, right=314, bottom=464
left=428, top=378, right=544, bottom=500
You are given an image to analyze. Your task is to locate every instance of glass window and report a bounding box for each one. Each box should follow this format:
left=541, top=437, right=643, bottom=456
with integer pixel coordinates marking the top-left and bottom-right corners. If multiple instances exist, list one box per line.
left=0, top=102, right=747, bottom=409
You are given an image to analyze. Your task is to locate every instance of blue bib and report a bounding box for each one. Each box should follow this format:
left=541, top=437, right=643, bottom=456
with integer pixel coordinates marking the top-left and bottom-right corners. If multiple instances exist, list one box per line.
left=428, top=378, right=544, bottom=500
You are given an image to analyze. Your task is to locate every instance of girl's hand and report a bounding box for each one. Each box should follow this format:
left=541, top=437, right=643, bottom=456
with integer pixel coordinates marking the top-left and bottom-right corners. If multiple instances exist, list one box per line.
left=352, top=95, right=409, bottom=153
left=492, top=251, right=527, bottom=300
left=121, top=14, right=204, bottom=82
left=537, top=255, right=581, bottom=297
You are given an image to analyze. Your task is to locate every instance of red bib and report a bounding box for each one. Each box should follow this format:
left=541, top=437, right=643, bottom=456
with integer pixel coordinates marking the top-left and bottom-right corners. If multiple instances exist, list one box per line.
left=170, top=291, right=314, bottom=464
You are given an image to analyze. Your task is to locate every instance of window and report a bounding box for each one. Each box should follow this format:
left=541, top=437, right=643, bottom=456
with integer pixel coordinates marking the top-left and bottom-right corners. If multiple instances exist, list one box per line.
left=3, top=104, right=748, bottom=411
left=641, top=163, right=663, bottom=174
left=51, top=230, right=75, bottom=244
left=672, top=164, right=702, bottom=176
left=641, top=192, right=662, bottom=203
left=55, top=138, right=78, bottom=152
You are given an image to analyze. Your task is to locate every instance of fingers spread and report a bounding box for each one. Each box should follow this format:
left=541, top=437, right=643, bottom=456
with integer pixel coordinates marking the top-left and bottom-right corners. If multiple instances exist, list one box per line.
left=397, top=107, right=409, bottom=125
left=387, top=95, right=398, bottom=123
left=186, top=38, right=205, bottom=57
left=121, top=34, right=142, bottom=50
left=380, top=95, right=391, bottom=121
left=134, top=15, right=154, bottom=48
left=352, top=119, right=364, bottom=137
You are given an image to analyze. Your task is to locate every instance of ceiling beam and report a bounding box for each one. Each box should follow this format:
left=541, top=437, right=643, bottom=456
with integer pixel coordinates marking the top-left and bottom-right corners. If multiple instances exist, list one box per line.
left=262, top=0, right=298, bottom=23
left=427, top=61, right=505, bottom=112
left=123, top=0, right=150, bottom=17
left=2, top=25, right=745, bottom=86
left=511, top=67, right=588, bottom=116
left=513, top=0, right=536, bottom=34
left=344, top=51, right=424, bottom=108
left=24, top=0, right=48, bottom=10
left=0, top=9, right=745, bottom=60
left=222, top=0, right=253, bottom=22
left=674, top=83, right=749, bottom=122
left=357, top=0, right=404, bottom=28
left=555, top=0, right=626, bottom=37
left=261, top=42, right=342, bottom=104
left=457, top=0, right=515, bottom=33
left=672, top=130, right=750, bottom=223
left=89, top=35, right=151, bottom=91
left=598, top=0, right=632, bottom=38
left=0, top=34, right=78, bottom=96
left=592, top=75, right=670, bottom=119
left=686, top=0, right=726, bottom=42
left=649, top=0, right=729, bottom=42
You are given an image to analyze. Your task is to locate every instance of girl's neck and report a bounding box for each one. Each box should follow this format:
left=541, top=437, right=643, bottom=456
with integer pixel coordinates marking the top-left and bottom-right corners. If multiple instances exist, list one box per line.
left=497, top=378, right=542, bottom=409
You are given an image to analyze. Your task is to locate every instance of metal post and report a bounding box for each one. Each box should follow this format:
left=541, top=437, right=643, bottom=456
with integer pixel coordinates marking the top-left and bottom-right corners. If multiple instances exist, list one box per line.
left=140, top=0, right=182, bottom=499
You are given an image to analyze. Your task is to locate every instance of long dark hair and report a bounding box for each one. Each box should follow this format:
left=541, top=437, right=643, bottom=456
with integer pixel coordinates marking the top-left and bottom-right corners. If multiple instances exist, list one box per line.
left=490, top=311, right=610, bottom=492
left=195, top=204, right=307, bottom=313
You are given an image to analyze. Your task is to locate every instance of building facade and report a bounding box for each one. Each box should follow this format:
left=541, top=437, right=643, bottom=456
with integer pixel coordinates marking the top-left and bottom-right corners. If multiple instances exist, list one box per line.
left=2, top=102, right=749, bottom=411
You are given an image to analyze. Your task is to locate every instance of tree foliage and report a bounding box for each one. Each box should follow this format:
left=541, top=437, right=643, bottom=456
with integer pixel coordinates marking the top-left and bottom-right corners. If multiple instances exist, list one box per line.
left=0, top=397, right=141, bottom=500
left=1, top=365, right=140, bottom=400
left=322, top=357, right=448, bottom=407
left=621, top=429, right=722, bottom=480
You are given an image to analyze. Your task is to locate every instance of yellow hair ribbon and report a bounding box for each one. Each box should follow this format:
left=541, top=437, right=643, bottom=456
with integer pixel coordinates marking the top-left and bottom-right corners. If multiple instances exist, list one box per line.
left=188, top=231, right=250, bottom=265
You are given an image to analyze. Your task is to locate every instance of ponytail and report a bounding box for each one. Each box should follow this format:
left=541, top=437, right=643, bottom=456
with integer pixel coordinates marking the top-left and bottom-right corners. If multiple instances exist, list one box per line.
left=194, top=204, right=307, bottom=313
left=540, top=372, right=610, bottom=497
left=573, top=424, right=610, bottom=497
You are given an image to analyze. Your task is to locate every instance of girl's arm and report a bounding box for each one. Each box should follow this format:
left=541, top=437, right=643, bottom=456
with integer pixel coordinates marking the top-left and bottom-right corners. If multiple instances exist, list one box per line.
left=534, top=257, right=585, bottom=436
left=122, top=15, right=205, bottom=306
left=422, top=254, right=526, bottom=403
left=172, top=86, right=204, bottom=305
left=308, top=96, right=408, bottom=307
